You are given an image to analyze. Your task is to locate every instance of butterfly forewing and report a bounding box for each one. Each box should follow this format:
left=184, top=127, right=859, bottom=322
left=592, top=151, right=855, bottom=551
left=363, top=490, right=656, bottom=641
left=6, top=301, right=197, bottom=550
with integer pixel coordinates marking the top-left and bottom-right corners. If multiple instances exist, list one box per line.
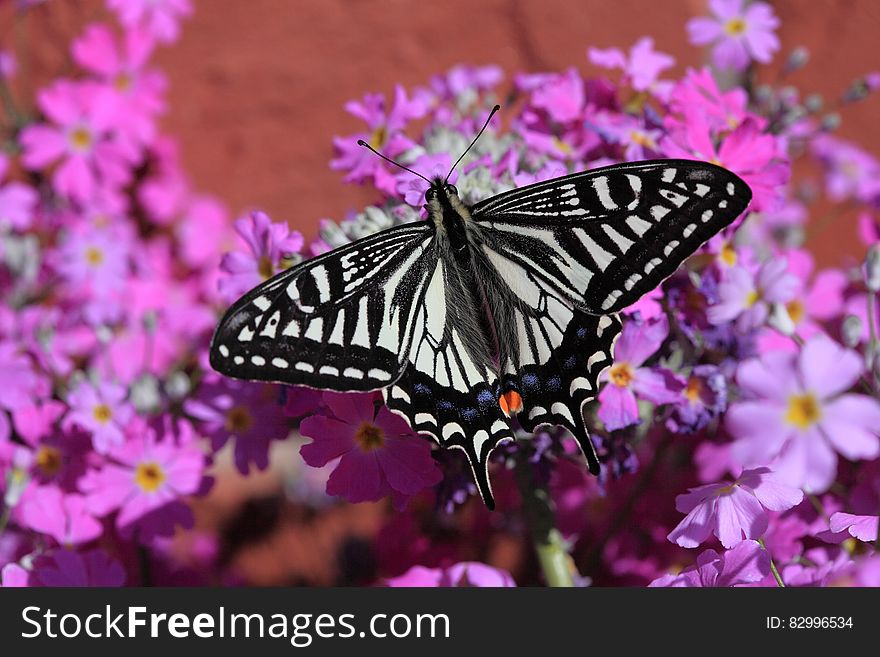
left=210, top=222, right=436, bottom=391
left=472, top=159, right=752, bottom=314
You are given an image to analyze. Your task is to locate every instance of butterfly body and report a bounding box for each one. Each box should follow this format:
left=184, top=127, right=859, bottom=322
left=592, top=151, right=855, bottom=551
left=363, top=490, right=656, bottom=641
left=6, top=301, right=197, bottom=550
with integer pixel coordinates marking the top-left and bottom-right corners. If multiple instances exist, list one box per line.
left=210, top=159, right=752, bottom=508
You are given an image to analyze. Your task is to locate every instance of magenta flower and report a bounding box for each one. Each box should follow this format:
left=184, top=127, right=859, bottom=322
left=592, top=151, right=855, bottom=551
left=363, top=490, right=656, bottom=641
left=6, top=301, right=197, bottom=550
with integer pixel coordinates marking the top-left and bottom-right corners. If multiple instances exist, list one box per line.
left=80, top=426, right=205, bottom=542
left=0, top=563, right=28, bottom=587
left=667, top=67, right=751, bottom=133
left=687, top=0, right=780, bottom=72
left=185, top=377, right=290, bottom=473
left=529, top=68, right=586, bottom=124
left=588, top=37, right=675, bottom=99
left=331, top=86, right=427, bottom=196
left=300, top=392, right=443, bottom=510
left=56, top=226, right=130, bottom=295
left=19, top=80, right=138, bottom=202
left=387, top=562, right=516, bottom=587
left=27, top=549, right=126, bottom=587
left=0, top=155, right=37, bottom=231
left=107, top=0, right=193, bottom=44
left=666, top=364, right=728, bottom=434
left=727, top=336, right=880, bottom=492
left=707, top=260, right=798, bottom=331
left=218, top=210, right=303, bottom=300
left=0, top=341, right=47, bottom=412
left=18, top=485, right=103, bottom=546
left=64, top=380, right=133, bottom=454
left=828, top=513, right=878, bottom=543
left=396, top=152, right=456, bottom=206
left=668, top=467, right=803, bottom=548
left=593, top=112, right=663, bottom=161
left=597, top=316, right=684, bottom=431
left=72, top=23, right=166, bottom=144
left=649, top=539, right=771, bottom=587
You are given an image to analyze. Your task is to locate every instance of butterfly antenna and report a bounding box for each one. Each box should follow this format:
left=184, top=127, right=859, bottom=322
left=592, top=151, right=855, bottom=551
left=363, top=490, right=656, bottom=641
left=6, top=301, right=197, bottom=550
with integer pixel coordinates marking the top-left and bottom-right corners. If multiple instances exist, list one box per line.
left=356, top=139, right=432, bottom=184
left=445, top=104, right=501, bottom=183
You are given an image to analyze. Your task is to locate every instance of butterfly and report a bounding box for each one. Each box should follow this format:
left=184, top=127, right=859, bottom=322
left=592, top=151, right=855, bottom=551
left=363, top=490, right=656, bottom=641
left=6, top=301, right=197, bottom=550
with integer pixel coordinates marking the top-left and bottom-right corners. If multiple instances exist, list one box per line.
left=209, top=107, right=752, bottom=509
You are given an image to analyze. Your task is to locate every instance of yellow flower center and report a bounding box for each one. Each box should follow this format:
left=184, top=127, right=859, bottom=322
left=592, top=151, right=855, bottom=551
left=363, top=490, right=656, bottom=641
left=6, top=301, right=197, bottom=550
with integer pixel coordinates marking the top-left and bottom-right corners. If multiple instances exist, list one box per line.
left=369, top=125, right=387, bottom=150
left=745, top=289, right=761, bottom=307
left=629, top=130, right=657, bottom=149
left=608, top=363, right=634, bottom=388
left=257, top=255, right=274, bottom=280
left=717, top=484, right=737, bottom=496
left=224, top=405, right=254, bottom=433
left=552, top=137, right=573, bottom=155
left=114, top=71, right=133, bottom=92
left=354, top=422, right=385, bottom=452
left=784, top=392, right=822, bottom=429
left=684, top=376, right=703, bottom=404
left=724, top=18, right=747, bottom=36
left=92, top=403, right=112, bottom=424
left=786, top=299, right=805, bottom=325
left=719, top=242, right=737, bottom=267
left=134, top=462, right=166, bottom=493
left=84, top=246, right=105, bottom=267
left=68, top=126, right=93, bottom=152
left=35, top=446, right=63, bottom=477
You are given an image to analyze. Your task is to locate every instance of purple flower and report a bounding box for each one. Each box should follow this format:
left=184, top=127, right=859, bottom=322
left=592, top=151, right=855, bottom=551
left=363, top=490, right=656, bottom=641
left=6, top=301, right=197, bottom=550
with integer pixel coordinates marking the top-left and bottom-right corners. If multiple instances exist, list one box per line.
left=387, top=562, right=516, bottom=587
left=666, top=364, right=728, bottom=434
left=63, top=380, right=133, bottom=454
left=80, top=426, right=204, bottom=543
left=19, top=80, right=138, bottom=202
left=598, top=316, right=684, bottom=431
left=0, top=342, right=47, bottom=412
left=331, top=86, right=427, bottom=196
left=185, top=378, right=290, bottom=474
left=25, top=549, right=126, bottom=587
left=218, top=210, right=303, bottom=300
left=396, top=152, right=456, bottom=206
left=588, top=37, right=675, bottom=99
left=649, top=539, right=771, bottom=587
left=812, top=134, right=880, bottom=204
left=107, top=0, right=193, bottom=44
left=727, top=336, right=880, bottom=492
left=708, top=260, right=798, bottom=331
left=687, top=0, right=780, bottom=72
left=0, top=155, right=38, bottom=231
left=828, top=513, right=878, bottom=543
left=668, top=467, right=803, bottom=548
left=300, top=392, right=442, bottom=510
left=17, top=485, right=102, bottom=546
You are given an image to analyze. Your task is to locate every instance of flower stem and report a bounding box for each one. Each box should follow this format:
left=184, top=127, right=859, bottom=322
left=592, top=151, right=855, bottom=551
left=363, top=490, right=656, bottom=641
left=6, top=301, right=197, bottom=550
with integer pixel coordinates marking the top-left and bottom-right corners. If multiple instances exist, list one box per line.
left=0, top=505, right=10, bottom=537
left=866, top=292, right=878, bottom=385
left=759, top=539, right=785, bottom=587
left=515, top=458, right=576, bottom=587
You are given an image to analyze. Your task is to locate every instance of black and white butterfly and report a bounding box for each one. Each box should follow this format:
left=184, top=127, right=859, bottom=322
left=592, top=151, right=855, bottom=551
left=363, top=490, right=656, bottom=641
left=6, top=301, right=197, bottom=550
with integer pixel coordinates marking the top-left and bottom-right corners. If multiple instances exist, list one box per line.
left=209, top=112, right=751, bottom=509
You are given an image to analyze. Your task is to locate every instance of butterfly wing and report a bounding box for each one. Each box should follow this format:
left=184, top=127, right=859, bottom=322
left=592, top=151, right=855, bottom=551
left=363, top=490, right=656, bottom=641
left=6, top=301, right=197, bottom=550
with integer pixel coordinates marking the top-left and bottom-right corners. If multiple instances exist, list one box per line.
left=472, top=159, right=750, bottom=461
left=472, top=159, right=752, bottom=314
left=210, top=222, right=436, bottom=391
left=383, top=258, right=515, bottom=509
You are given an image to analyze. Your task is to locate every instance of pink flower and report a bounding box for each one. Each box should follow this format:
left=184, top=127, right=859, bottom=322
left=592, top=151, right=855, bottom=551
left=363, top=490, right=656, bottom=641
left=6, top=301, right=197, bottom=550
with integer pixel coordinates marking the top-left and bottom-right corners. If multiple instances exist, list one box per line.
left=0, top=155, right=38, bottom=231
left=63, top=380, right=133, bottom=454
left=72, top=23, right=166, bottom=144
left=588, top=37, right=675, bottom=99
left=185, top=378, right=290, bottom=474
left=331, top=86, right=427, bottom=196
left=687, top=0, right=780, bottom=72
left=80, top=425, right=205, bottom=542
left=107, top=0, right=193, bottom=44
left=597, top=316, right=684, bottom=431
left=56, top=225, right=130, bottom=296
left=300, top=392, right=443, bottom=509
left=396, top=152, right=456, bottom=206
left=649, top=539, right=771, bottom=587
left=19, top=80, right=139, bottom=202
left=667, top=67, right=752, bottom=133
left=0, top=341, right=47, bottom=412
left=828, top=513, right=878, bottom=543
left=812, top=134, right=880, bottom=204
left=387, top=562, right=516, bottom=587
left=708, top=259, right=798, bottom=331
left=218, top=210, right=303, bottom=300
left=28, top=549, right=126, bottom=587
left=668, top=467, right=803, bottom=548
left=529, top=68, right=585, bottom=124
left=727, top=336, right=880, bottom=492
left=0, top=563, right=28, bottom=587
left=17, top=485, right=103, bottom=546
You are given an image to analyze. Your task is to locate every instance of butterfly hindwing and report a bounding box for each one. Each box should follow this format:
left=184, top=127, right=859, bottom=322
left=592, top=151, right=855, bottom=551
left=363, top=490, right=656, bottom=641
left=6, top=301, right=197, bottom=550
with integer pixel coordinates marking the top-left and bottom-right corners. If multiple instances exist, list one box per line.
left=472, top=159, right=752, bottom=314
left=210, top=222, right=436, bottom=391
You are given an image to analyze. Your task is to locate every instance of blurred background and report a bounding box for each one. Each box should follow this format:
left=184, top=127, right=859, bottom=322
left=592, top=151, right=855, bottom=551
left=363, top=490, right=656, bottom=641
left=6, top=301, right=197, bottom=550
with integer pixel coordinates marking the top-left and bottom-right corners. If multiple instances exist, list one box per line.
left=9, top=0, right=880, bottom=585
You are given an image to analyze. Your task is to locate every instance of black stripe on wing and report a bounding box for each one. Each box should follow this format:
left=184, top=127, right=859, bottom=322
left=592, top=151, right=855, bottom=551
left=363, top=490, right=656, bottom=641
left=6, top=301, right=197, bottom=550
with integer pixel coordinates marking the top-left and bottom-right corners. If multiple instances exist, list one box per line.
left=472, top=159, right=752, bottom=314
left=209, top=222, right=436, bottom=392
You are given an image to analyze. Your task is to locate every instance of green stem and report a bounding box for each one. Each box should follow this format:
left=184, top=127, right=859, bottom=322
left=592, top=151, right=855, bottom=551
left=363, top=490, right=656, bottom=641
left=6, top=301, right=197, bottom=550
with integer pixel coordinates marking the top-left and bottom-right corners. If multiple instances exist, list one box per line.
left=0, top=504, right=10, bottom=537
left=515, top=458, right=575, bottom=587
left=759, top=539, right=785, bottom=587
left=866, top=292, right=878, bottom=384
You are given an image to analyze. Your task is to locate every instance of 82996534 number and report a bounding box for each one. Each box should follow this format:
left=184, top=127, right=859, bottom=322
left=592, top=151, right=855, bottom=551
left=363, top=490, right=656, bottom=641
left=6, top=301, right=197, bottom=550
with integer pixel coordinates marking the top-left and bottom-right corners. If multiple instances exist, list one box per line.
left=789, top=617, right=852, bottom=629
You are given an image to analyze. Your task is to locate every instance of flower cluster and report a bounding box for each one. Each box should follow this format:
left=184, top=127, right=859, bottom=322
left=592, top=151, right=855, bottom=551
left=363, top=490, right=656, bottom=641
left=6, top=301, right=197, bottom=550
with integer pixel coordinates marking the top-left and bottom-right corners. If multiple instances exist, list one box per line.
left=1, top=0, right=879, bottom=588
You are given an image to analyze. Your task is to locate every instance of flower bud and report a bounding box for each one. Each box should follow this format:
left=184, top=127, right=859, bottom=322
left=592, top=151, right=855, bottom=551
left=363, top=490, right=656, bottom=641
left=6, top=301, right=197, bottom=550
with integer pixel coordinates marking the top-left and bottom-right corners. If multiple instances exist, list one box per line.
left=865, top=244, right=880, bottom=292
left=842, top=314, right=863, bottom=348
left=819, top=112, right=841, bottom=132
left=784, top=47, right=809, bottom=74
left=768, top=303, right=795, bottom=336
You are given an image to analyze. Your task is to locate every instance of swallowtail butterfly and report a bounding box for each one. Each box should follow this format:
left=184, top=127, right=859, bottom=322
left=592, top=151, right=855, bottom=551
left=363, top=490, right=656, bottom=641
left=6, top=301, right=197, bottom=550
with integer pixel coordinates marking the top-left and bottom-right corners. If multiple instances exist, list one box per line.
left=210, top=107, right=752, bottom=509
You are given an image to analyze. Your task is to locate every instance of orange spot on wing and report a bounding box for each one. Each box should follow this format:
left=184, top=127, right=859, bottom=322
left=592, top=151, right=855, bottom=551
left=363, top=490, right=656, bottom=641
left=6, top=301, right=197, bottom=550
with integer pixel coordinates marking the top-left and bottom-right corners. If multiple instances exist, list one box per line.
left=499, top=390, right=523, bottom=417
